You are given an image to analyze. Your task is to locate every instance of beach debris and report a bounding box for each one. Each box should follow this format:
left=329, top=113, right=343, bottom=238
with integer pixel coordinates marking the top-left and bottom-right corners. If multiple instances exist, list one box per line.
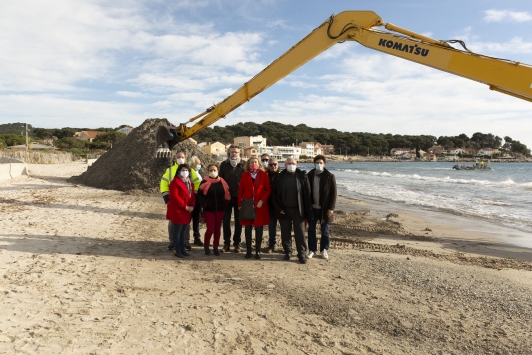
left=386, top=213, right=399, bottom=218
left=69, top=118, right=218, bottom=192
left=423, top=227, right=432, bottom=232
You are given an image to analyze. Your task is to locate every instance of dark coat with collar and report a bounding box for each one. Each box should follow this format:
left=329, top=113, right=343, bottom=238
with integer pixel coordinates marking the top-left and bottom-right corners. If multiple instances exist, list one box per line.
left=307, top=168, right=337, bottom=223
left=219, top=159, right=245, bottom=197
left=271, top=168, right=313, bottom=221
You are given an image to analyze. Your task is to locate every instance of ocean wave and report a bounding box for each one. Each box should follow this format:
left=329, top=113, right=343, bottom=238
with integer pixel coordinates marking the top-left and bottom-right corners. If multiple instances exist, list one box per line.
left=341, top=183, right=532, bottom=232
left=471, top=198, right=513, bottom=206
left=341, top=170, right=532, bottom=190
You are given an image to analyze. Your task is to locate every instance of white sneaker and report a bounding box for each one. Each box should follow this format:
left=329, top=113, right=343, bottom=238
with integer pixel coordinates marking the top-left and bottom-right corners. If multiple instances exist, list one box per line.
left=322, top=250, right=329, bottom=260
left=308, top=251, right=315, bottom=259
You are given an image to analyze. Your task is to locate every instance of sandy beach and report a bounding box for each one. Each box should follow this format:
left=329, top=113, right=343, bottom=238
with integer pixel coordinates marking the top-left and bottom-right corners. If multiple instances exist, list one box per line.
left=1, top=162, right=532, bottom=354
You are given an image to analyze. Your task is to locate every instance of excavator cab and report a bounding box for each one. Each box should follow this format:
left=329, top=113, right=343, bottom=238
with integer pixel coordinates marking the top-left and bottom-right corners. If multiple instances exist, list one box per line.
left=155, top=125, right=180, bottom=158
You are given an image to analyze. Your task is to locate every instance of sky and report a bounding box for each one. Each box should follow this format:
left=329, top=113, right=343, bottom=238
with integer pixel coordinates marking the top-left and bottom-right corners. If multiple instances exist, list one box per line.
left=1, top=0, right=531, bottom=146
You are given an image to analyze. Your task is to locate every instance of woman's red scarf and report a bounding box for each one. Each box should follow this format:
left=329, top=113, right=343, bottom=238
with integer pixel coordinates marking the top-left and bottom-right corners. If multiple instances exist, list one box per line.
left=199, top=176, right=231, bottom=200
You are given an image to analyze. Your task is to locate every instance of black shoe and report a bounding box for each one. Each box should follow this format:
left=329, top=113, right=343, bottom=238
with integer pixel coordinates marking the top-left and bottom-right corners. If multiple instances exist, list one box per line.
left=213, top=248, right=220, bottom=256
left=181, top=249, right=190, bottom=257
left=245, top=252, right=252, bottom=259
left=168, top=244, right=174, bottom=250
left=204, top=247, right=211, bottom=256
left=194, top=238, right=204, bottom=246
left=185, top=243, right=192, bottom=251
left=298, top=255, right=307, bottom=264
left=255, top=253, right=261, bottom=260
left=283, top=253, right=291, bottom=261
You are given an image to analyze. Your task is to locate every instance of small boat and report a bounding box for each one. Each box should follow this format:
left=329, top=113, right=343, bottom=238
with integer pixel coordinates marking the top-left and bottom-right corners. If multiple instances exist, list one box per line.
left=453, top=159, right=492, bottom=170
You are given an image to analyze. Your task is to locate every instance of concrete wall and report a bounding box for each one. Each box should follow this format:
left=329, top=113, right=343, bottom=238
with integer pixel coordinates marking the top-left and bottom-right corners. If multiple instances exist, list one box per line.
left=0, top=162, right=29, bottom=180
left=0, top=151, right=78, bottom=164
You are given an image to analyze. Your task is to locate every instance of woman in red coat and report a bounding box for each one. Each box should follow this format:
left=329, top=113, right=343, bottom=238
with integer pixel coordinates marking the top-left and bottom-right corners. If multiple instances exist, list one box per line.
left=167, top=164, right=196, bottom=258
left=238, top=157, right=270, bottom=259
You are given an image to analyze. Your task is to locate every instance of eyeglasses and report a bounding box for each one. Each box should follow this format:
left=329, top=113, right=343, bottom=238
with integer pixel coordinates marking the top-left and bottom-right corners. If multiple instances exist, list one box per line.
left=268, top=164, right=277, bottom=167
left=261, top=159, right=269, bottom=162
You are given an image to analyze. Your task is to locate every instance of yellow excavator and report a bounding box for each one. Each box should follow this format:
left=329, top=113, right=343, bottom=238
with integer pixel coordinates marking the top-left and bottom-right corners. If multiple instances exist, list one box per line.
left=155, top=10, right=532, bottom=157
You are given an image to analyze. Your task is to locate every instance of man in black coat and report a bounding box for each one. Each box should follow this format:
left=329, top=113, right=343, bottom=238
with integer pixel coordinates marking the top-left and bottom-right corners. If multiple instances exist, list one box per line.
left=272, top=157, right=313, bottom=264
left=219, top=145, right=245, bottom=253
left=307, top=155, right=337, bottom=260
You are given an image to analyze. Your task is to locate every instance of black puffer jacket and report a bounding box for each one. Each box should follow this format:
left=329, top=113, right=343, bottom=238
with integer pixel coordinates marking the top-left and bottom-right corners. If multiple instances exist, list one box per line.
left=271, top=168, right=313, bottom=221
left=197, top=180, right=228, bottom=212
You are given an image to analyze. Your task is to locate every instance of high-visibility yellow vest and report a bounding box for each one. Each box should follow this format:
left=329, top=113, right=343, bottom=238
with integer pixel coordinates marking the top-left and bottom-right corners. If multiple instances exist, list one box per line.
left=160, top=163, right=201, bottom=196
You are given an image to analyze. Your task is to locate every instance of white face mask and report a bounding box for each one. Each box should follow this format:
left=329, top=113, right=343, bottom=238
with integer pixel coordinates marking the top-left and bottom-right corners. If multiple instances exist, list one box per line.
left=209, top=171, right=218, bottom=178
left=315, top=163, right=324, bottom=172
left=286, top=164, right=296, bottom=173
left=176, top=157, right=185, bottom=165
left=180, top=171, right=189, bottom=179
left=195, top=165, right=201, bottom=171
left=261, top=161, right=268, bottom=168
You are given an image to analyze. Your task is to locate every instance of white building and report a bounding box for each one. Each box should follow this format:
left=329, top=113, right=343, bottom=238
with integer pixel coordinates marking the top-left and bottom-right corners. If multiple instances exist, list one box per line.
left=299, top=142, right=315, bottom=157
left=234, top=135, right=267, bottom=149
left=116, top=126, right=134, bottom=135
left=273, top=146, right=302, bottom=160
left=391, top=148, right=410, bottom=156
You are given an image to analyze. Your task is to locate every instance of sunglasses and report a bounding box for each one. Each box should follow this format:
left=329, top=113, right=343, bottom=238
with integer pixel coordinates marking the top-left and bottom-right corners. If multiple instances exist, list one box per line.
left=268, top=164, right=277, bottom=167
left=261, top=159, right=269, bottom=162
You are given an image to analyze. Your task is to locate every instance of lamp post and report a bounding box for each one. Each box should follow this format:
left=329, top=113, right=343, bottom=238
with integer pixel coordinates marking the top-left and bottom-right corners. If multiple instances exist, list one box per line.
left=21, top=123, right=29, bottom=151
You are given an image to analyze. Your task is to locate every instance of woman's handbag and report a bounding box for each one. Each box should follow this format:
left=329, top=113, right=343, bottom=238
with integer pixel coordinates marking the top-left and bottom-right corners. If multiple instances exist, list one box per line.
left=240, top=198, right=256, bottom=220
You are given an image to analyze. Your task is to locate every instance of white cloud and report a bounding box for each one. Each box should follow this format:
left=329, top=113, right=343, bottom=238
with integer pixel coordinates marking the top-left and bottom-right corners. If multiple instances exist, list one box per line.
left=0, top=0, right=266, bottom=94
left=484, top=9, right=532, bottom=22
left=116, top=91, right=147, bottom=98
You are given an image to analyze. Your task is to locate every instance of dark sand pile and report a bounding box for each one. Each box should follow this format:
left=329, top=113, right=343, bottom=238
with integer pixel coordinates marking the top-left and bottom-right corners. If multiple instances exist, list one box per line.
left=69, top=118, right=219, bottom=192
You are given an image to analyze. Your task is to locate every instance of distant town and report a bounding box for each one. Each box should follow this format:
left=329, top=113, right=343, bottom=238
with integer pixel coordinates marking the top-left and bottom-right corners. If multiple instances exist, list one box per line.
left=0, top=121, right=530, bottom=161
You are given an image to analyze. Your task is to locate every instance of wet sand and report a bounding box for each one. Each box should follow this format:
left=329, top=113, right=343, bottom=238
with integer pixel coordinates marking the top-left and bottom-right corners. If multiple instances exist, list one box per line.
left=1, top=162, right=531, bottom=354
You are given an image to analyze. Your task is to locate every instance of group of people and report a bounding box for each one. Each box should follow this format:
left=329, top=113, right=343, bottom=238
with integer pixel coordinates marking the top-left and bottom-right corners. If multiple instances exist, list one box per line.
left=160, top=145, right=337, bottom=264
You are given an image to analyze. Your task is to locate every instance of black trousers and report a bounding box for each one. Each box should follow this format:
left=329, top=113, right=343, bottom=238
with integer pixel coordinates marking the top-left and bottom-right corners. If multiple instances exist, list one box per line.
left=192, top=195, right=201, bottom=239
left=279, top=207, right=307, bottom=257
left=223, top=197, right=242, bottom=246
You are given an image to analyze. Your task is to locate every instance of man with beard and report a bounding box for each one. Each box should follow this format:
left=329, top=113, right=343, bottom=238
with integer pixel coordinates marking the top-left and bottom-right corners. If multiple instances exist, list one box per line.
left=219, top=145, right=246, bottom=253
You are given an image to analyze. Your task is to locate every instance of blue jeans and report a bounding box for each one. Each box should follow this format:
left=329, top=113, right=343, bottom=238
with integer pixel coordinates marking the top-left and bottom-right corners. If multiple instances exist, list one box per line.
left=308, top=208, right=330, bottom=253
left=268, top=208, right=278, bottom=248
left=172, top=223, right=188, bottom=253
left=168, top=221, right=190, bottom=246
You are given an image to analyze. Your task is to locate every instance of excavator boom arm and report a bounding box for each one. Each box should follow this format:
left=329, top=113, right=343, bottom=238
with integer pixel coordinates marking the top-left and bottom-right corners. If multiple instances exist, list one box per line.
left=168, top=10, right=532, bottom=144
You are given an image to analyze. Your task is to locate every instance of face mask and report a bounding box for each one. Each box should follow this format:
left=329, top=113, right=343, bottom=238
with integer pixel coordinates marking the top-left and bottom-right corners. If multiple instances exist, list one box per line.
left=176, top=158, right=185, bottom=165
left=195, top=165, right=201, bottom=171
left=180, top=171, right=189, bottom=179
left=286, top=164, right=296, bottom=173
left=249, top=163, right=259, bottom=172
left=209, top=171, right=218, bottom=178
left=315, top=164, right=323, bottom=172
left=261, top=161, right=268, bottom=168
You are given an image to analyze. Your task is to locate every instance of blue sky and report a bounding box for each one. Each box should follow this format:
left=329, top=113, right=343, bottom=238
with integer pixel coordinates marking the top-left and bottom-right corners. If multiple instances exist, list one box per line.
left=1, top=0, right=531, bottom=146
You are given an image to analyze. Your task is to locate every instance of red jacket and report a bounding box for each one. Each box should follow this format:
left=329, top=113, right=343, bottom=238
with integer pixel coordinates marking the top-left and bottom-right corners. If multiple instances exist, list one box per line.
left=238, top=170, right=271, bottom=226
left=166, top=178, right=195, bottom=224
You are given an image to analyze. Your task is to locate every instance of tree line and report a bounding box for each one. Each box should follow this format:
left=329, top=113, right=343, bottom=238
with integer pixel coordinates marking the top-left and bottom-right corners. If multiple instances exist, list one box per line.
left=1, top=121, right=529, bottom=156
left=194, top=121, right=531, bottom=156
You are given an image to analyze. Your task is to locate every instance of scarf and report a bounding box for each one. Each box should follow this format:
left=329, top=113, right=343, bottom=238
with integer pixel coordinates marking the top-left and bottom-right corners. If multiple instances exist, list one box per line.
left=199, top=176, right=231, bottom=200
left=179, top=177, right=192, bottom=196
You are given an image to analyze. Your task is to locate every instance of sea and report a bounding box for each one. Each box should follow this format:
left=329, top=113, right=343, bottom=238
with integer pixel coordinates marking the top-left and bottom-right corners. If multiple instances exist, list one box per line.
left=298, top=161, right=532, bottom=235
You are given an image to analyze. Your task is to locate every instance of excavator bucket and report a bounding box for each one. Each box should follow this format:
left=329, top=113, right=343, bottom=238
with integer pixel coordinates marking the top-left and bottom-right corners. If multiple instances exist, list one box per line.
left=155, top=125, right=179, bottom=158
